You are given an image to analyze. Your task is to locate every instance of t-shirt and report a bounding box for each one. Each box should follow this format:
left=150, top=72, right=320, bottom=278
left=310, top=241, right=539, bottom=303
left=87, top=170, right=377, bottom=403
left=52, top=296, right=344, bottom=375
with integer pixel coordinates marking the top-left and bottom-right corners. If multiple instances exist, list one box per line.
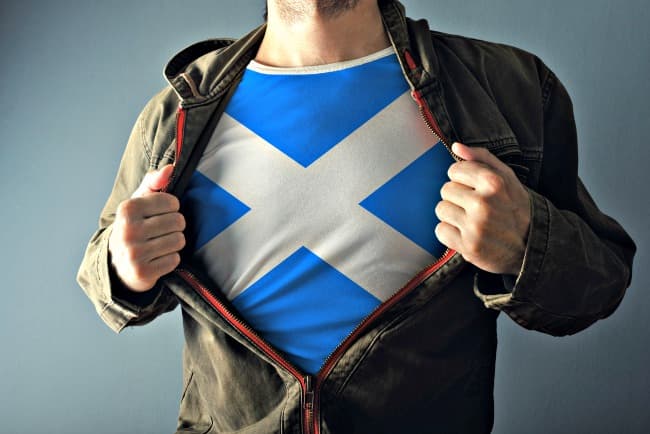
left=181, top=47, right=455, bottom=374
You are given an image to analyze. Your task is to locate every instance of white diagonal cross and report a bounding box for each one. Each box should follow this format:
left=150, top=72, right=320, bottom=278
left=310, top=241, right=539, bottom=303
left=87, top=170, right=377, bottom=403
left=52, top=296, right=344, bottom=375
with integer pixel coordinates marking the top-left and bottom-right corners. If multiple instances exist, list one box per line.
left=195, top=92, right=440, bottom=301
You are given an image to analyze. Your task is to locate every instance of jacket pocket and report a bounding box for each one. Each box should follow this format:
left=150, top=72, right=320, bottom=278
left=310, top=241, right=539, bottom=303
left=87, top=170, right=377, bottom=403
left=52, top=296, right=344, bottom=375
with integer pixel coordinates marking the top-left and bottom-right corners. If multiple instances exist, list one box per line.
left=176, top=370, right=214, bottom=434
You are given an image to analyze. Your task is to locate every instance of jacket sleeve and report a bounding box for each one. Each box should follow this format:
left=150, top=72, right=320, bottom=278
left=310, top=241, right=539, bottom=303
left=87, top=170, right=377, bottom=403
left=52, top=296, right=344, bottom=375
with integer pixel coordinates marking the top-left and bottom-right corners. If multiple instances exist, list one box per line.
left=473, top=68, right=636, bottom=336
left=76, top=94, right=179, bottom=333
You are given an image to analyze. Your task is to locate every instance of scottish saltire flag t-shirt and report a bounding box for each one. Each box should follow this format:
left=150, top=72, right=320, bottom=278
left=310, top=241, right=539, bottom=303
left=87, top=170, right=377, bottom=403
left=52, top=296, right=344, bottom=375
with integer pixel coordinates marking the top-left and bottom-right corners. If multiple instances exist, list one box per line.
left=181, top=47, right=455, bottom=374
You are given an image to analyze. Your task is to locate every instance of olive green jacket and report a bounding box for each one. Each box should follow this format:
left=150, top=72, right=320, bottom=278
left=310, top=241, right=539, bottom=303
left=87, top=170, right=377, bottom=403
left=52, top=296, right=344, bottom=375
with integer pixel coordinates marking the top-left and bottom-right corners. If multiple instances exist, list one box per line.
left=77, top=1, right=635, bottom=433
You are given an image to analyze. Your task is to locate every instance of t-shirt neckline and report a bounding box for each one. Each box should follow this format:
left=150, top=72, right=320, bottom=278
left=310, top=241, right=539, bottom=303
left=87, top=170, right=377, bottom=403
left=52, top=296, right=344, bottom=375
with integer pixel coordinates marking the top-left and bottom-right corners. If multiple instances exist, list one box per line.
left=247, top=46, right=395, bottom=75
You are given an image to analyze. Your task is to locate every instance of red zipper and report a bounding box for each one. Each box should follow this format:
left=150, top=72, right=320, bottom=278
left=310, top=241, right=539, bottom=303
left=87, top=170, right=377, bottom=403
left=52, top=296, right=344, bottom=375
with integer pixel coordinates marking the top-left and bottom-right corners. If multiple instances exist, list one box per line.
left=174, top=248, right=455, bottom=434
left=161, top=105, right=187, bottom=192
left=175, top=268, right=314, bottom=433
left=309, top=248, right=456, bottom=434
left=404, top=50, right=461, bottom=162
left=170, top=52, right=459, bottom=432
left=175, top=105, right=186, bottom=163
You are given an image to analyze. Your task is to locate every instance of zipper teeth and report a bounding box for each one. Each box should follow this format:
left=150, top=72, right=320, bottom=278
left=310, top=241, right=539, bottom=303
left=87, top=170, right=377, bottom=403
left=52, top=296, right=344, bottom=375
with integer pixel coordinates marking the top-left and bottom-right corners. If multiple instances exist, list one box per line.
left=176, top=269, right=314, bottom=433
left=171, top=73, right=460, bottom=434
left=175, top=105, right=186, bottom=162
left=309, top=249, right=456, bottom=434
left=176, top=250, right=455, bottom=434
left=411, top=91, right=461, bottom=162
left=309, top=70, right=462, bottom=434
left=313, top=247, right=456, bottom=380
left=313, top=85, right=462, bottom=387
left=175, top=269, right=305, bottom=383
left=161, top=105, right=186, bottom=193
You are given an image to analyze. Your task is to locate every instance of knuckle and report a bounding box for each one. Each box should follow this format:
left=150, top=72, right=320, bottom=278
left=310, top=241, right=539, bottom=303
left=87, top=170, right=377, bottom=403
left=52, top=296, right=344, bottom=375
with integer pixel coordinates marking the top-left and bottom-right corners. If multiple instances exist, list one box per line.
left=173, top=232, right=186, bottom=250
left=447, top=163, right=462, bottom=179
left=170, top=252, right=181, bottom=267
left=121, top=224, right=141, bottom=244
left=117, top=199, right=139, bottom=218
left=440, top=181, right=453, bottom=197
left=446, top=164, right=456, bottom=178
left=159, top=253, right=181, bottom=275
left=434, top=201, right=444, bottom=218
left=480, top=172, right=504, bottom=194
left=166, top=194, right=181, bottom=211
left=175, top=213, right=186, bottom=231
left=472, top=200, right=491, bottom=222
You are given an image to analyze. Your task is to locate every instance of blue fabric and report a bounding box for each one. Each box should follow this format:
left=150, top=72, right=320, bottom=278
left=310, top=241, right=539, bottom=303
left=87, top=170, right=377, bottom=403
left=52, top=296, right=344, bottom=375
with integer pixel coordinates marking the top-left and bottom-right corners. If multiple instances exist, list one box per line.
left=232, top=247, right=380, bottom=374
left=181, top=171, right=250, bottom=252
left=181, top=51, right=454, bottom=374
left=225, top=54, right=408, bottom=167
left=360, top=144, right=454, bottom=256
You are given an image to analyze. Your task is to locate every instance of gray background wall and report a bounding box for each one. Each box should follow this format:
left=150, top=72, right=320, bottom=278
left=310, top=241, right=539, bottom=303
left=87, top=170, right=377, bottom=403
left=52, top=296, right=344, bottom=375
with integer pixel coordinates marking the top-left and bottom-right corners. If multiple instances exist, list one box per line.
left=0, top=0, right=647, bottom=433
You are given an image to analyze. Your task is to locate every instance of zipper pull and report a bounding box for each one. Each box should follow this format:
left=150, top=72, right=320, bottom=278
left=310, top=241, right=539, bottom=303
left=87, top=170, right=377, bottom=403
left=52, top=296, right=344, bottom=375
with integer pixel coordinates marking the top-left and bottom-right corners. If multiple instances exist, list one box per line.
left=302, top=375, right=315, bottom=434
left=304, top=375, right=314, bottom=411
left=410, top=89, right=423, bottom=106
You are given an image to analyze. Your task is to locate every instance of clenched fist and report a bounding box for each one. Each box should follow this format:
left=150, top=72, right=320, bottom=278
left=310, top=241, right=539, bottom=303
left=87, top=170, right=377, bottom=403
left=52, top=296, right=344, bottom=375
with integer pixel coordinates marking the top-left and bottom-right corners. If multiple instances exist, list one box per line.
left=434, top=142, right=531, bottom=276
left=109, top=165, right=186, bottom=292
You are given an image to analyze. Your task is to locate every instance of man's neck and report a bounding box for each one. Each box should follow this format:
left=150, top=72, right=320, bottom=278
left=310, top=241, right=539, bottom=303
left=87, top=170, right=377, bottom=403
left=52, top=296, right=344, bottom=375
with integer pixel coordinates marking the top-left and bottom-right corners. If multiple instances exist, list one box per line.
left=256, top=0, right=390, bottom=67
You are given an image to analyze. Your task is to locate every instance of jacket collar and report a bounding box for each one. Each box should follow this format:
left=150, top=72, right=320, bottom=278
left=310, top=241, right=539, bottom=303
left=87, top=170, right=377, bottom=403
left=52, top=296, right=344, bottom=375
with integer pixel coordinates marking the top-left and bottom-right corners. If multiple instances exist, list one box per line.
left=163, top=0, right=438, bottom=106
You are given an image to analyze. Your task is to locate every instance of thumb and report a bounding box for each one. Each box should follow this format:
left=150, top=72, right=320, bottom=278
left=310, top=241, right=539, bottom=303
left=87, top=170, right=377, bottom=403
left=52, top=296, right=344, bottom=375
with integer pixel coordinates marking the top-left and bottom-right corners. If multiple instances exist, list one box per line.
left=451, top=142, right=505, bottom=170
left=132, top=164, right=174, bottom=197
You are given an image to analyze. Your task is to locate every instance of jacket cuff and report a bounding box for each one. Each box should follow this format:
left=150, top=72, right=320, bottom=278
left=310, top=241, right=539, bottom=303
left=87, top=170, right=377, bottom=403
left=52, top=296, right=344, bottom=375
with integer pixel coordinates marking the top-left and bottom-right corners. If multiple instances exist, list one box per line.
left=95, top=227, right=163, bottom=333
left=473, top=187, right=549, bottom=308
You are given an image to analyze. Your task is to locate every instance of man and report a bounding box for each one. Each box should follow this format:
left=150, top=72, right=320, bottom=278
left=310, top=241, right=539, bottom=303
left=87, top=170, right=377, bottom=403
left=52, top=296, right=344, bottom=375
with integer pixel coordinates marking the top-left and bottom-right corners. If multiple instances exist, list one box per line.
left=77, top=0, right=635, bottom=432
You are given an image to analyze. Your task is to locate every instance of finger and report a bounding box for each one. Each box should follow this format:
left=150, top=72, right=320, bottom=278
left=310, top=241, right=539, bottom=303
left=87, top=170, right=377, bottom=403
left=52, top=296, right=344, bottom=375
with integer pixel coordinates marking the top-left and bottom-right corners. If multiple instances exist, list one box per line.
left=132, top=164, right=175, bottom=198
left=142, top=212, right=186, bottom=239
left=447, top=161, right=506, bottom=195
left=434, top=200, right=466, bottom=228
left=145, top=252, right=182, bottom=281
left=452, top=142, right=515, bottom=184
left=434, top=221, right=462, bottom=251
left=451, top=142, right=512, bottom=178
left=119, top=193, right=180, bottom=221
left=440, top=180, right=475, bottom=206
left=143, top=231, right=186, bottom=262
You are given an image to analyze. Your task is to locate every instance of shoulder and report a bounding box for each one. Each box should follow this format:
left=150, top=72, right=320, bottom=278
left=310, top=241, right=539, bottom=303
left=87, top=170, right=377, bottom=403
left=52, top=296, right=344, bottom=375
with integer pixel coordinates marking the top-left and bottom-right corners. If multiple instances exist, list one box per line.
left=430, top=30, right=545, bottom=73
left=133, top=86, right=180, bottom=168
left=429, top=30, right=557, bottom=106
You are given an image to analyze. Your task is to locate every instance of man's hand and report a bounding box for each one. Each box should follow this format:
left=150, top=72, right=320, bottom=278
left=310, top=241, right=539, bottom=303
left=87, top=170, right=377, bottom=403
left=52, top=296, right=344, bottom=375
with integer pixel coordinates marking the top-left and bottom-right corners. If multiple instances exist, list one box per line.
left=108, top=165, right=186, bottom=292
left=434, top=142, right=530, bottom=276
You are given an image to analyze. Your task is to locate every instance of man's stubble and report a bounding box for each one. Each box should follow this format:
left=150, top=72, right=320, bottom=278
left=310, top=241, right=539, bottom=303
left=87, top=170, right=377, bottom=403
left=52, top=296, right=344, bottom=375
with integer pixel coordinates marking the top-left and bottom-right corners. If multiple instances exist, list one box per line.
left=273, top=0, right=361, bottom=22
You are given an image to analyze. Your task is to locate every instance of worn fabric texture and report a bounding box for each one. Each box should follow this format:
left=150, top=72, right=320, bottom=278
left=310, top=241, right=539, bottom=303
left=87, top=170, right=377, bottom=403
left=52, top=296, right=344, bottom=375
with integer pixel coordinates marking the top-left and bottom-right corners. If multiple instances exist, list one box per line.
left=77, top=1, right=636, bottom=433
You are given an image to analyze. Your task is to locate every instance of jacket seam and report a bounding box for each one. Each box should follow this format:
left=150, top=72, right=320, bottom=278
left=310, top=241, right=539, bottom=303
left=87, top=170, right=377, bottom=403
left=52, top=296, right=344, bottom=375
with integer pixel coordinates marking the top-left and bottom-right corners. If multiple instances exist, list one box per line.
left=183, top=79, right=241, bottom=110
left=541, top=68, right=555, bottom=111
left=180, top=371, right=194, bottom=403
left=279, top=375, right=291, bottom=434
left=138, top=109, right=154, bottom=165
left=509, top=297, right=591, bottom=322
left=462, top=137, right=518, bottom=147
left=519, top=190, right=550, bottom=305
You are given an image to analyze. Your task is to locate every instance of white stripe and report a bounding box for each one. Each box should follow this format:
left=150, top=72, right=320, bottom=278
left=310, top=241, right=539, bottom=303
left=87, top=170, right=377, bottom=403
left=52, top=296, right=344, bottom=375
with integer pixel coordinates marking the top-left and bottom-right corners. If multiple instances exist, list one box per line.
left=195, top=91, right=438, bottom=301
left=247, top=47, right=395, bottom=75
